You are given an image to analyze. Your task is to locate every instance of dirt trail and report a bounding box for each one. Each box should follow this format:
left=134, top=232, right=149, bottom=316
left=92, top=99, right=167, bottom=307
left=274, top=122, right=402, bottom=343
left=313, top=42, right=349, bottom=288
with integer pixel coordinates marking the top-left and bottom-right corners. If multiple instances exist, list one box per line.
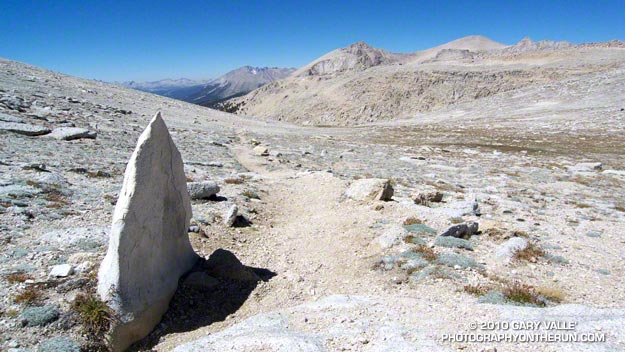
left=157, top=141, right=393, bottom=350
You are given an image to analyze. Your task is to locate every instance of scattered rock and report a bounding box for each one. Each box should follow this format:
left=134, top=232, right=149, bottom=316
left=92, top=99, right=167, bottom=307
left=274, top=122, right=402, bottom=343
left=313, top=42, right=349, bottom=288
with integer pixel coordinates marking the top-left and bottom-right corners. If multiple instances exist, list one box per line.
left=253, top=146, right=269, bottom=156
left=187, top=181, right=220, bottom=200
left=0, top=122, right=51, bottom=136
left=439, top=222, right=479, bottom=238
left=97, top=112, right=199, bottom=352
left=224, top=204, right=238, bottom=227
left=47, top=127, right=96, bottom=140
left=411, top=188, right=443, bottom=205
left=344, top=178, right=394, bottom=201
left=20, top=305, right=60, bottom=327
left=49, top=264, right=73, bottom=277
left=0, top=95, right=30, bottom=111
left=495, top=237, right=529, bottom=263
left=0, top=112, right=24, bottom=123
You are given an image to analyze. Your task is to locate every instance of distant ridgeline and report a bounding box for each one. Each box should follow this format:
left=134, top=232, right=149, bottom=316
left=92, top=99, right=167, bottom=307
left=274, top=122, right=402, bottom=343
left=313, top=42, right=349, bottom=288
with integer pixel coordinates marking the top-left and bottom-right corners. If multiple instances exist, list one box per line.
left=117, top=65, right=295, bottom=108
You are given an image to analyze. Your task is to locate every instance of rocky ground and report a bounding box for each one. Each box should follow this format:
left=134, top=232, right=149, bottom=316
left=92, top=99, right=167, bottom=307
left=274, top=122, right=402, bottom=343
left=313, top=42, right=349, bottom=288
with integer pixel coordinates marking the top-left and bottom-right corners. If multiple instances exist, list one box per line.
left=0, top=56, right=624, bottom=351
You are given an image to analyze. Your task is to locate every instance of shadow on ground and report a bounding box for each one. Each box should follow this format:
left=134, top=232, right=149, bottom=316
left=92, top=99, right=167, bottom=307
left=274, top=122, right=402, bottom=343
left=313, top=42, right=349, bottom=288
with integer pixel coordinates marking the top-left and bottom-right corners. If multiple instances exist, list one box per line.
left=131, top=248, right=276, bottom=350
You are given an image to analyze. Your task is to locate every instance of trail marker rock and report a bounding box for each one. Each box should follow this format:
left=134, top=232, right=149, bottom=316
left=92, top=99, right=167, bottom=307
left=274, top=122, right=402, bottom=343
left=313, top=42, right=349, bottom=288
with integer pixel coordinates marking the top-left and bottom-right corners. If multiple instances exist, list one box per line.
left=98, top=112, right=198, bottom=351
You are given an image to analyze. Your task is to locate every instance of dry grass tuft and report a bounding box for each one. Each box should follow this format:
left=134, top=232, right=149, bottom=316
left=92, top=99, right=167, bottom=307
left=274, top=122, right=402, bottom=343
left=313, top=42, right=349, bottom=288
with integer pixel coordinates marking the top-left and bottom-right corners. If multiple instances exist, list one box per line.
left=224, top=178, right=244, bottom=184
left=463, top=284, right=489, bottom=296
left=14, top=286, right=44, bottom=305
left=535, top=286, right=565, bottom=303
left=502, top=282, right=544, bottom=306
left=403, top=217, right=422, bottom=225
left=413, top=245, right=438, bottom=262
left=5, top=272, right=33, bottom=284
left=514, top=242, right=546, bottom=262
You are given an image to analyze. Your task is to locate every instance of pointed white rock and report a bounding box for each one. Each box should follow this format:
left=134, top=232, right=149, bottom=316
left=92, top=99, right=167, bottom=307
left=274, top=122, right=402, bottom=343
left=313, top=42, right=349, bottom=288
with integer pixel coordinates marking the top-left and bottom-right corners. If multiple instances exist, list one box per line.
left=97, top=112, right=198, bottom=352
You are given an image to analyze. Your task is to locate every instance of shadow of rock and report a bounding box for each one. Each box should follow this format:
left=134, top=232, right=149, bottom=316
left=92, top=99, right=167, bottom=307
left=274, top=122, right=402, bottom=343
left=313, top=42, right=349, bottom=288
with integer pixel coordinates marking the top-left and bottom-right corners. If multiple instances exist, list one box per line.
left=233, top=215, right=252, bottom=228
left=207, top=194, right=228, bottom=202
left=130, top=249, right=276, bottom=351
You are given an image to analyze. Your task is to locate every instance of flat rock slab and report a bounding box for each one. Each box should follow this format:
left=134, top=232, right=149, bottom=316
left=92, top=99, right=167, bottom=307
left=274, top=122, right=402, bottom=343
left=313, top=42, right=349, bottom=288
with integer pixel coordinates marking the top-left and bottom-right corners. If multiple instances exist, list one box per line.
left=174, top=295, right=449, bottom=352
left=0, top=121, right=50, bottom=136
left=98, top=112, right=198, bottom=352
left=48, top=127, right=96, bottom=140
left=0, top=112, right=24, bottom=123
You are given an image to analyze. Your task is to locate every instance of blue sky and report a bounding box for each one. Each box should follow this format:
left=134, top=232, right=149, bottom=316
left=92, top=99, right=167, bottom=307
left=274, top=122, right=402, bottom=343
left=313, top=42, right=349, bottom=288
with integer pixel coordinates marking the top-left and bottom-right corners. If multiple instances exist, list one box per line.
left=1, top=0, right=623, bottom=81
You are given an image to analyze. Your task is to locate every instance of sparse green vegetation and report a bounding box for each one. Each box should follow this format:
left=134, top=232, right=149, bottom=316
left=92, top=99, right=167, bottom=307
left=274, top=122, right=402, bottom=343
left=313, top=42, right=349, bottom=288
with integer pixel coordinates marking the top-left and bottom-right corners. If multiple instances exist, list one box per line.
left=72, top=293, right=114, bottom=339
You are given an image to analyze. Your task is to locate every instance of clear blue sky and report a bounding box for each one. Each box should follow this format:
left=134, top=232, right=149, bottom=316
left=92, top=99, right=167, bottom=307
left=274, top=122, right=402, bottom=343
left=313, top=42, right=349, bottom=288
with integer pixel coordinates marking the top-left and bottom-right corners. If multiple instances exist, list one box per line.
left=1, top=0, right=623, bottom=82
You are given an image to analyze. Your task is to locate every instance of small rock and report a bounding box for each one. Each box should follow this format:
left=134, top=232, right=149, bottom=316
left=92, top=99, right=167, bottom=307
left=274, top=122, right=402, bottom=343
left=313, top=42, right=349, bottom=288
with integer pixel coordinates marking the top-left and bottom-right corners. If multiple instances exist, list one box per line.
left=253, top=146, right=269, bottom=156
left=187, top=181, right=220, bottom=200
left=411, top=188, right=443, bottom=205
left=49, top=264, right=73, bottom=277
left=189, top=225, right=200, bottom=233
left=344, top=178, right=394, bottom=201
left=224, top=205, right=238, bottom=227
left=439, top=222, right=479, bottom=238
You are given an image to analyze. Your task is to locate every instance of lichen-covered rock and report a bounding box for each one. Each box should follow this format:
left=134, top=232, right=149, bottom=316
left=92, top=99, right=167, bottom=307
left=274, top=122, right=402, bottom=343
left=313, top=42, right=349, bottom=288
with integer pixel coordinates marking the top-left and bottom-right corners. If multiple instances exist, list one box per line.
left=434, top=236, right=474, bottom=250
left=20, top=305, right=59, bottom=327
left=97, top=112, right=198, bottom=352
left=344, top=178, right=393, bottom=201
left=435, top=253, right=483, bottom=269
left=37, top=337, right=81, bottom=352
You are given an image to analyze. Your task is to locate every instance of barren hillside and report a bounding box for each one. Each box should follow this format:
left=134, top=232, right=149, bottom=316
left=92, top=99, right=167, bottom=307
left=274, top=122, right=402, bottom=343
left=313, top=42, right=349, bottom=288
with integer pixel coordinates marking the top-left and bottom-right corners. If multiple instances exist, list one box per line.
left=222, top=37, right=625, bottom=125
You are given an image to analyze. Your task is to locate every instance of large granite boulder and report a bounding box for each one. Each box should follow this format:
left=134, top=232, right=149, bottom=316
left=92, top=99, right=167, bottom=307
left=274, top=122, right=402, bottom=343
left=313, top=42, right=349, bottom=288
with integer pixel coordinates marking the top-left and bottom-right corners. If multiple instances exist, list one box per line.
left=98, top=112, right=198, bottom=351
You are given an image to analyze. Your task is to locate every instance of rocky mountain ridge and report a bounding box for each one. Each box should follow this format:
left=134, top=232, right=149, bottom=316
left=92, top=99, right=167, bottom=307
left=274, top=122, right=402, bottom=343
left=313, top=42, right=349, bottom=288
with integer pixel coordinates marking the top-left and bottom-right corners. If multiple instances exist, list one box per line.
left=222, top=36, right=625, bottom=125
